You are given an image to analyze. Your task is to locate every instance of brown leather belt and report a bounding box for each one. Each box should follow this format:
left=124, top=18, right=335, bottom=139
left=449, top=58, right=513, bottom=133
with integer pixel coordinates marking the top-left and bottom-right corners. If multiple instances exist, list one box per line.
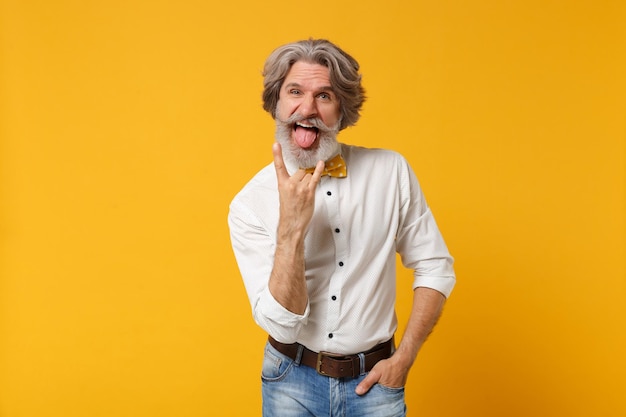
left=268, top=336, right=393, bottom=378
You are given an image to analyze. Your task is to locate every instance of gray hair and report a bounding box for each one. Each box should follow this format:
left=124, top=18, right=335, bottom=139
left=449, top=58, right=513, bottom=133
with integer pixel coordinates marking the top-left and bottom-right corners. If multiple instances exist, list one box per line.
left=262, top=39, right=366, bottom=131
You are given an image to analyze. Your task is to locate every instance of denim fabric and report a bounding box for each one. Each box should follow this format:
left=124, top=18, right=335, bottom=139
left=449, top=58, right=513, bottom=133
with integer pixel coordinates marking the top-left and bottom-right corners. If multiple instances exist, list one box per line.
left=261, top=342, right=407, bottom=417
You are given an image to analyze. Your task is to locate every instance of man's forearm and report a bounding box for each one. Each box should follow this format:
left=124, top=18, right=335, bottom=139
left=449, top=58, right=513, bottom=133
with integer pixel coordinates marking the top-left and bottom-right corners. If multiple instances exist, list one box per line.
left=267, top=226, right=308, bottom=315
left=393, top=287, right=446, bottom=371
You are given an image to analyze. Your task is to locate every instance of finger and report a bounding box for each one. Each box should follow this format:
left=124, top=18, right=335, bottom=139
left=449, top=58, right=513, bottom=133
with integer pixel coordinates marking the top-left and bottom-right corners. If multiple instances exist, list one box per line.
left=309, top=160, right=325, bottom=187
left=355, top=368, right=380, bottom=396
left=272, top=142, right=290, bottom=183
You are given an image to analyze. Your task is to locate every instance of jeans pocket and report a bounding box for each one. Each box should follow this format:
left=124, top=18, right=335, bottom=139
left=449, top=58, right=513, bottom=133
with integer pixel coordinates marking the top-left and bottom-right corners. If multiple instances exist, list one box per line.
left=373, top=383, right=405, bottom=395
left=356, top=383, right=406, bottom=417
left=261, top=342, right=294, bottom=382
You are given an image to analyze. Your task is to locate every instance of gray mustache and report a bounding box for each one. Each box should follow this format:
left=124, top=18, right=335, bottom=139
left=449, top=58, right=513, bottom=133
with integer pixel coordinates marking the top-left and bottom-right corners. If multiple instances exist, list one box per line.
left=283, top=114, right=336, bottom=134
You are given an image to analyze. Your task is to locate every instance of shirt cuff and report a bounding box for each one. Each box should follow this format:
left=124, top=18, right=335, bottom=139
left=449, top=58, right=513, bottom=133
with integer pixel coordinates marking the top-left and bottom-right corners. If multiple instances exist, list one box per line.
left=254, top=286, right=310, bottom=343
left=413, top=275, right=456, bottom=298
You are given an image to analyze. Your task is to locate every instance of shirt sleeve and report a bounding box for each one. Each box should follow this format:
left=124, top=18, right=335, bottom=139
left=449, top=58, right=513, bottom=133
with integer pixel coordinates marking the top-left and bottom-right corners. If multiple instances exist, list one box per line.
left=395, top=157, right=456, bottom=298
left=228, top=198, right=309, bottom=343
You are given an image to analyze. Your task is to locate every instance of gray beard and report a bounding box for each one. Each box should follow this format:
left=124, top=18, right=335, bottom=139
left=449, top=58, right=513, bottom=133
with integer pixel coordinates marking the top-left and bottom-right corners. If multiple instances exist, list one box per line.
left=274, top=114, right=341, bottom=169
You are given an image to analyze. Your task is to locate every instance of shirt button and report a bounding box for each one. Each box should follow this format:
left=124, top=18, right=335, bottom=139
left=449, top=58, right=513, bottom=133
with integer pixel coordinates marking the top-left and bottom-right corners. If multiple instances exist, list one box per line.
left=326, top=191, right=332, bottom=196
left=328, top=333, right=334, bottom=339
left=334, top=228, right=340, bottom=233
left=338, top=261, right=344, bottom=267
left=331, top=295, right=337, bottom=301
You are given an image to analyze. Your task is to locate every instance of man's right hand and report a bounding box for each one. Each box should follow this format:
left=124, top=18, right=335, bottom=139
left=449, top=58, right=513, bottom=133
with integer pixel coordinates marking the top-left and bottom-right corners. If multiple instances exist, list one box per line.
left=272, top=142, right=324, bottom=237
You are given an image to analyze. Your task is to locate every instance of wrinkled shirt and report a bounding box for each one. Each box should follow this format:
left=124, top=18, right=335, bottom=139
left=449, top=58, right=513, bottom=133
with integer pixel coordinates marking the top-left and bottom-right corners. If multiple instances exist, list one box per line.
left=228, top=144, right=455, bottom=354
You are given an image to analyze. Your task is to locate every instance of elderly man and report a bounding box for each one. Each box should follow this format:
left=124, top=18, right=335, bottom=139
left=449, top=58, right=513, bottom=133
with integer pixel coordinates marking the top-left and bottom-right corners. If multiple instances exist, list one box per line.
left=228, top=39, right=455, bottom=417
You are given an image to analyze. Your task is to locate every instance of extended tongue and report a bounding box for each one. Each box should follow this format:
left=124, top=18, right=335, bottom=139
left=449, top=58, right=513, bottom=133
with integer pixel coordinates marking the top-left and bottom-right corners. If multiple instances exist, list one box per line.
left=294, top=125, right=317, bottom=148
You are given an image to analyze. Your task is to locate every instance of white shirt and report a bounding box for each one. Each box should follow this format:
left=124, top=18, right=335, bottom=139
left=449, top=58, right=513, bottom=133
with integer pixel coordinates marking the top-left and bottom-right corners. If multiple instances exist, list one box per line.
left=228, top=143, right=455, bottom=354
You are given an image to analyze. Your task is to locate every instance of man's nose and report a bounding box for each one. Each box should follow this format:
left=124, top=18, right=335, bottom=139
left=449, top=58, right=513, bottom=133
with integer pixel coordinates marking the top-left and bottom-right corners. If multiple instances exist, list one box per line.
left=298, top=94, right=317, bottom=118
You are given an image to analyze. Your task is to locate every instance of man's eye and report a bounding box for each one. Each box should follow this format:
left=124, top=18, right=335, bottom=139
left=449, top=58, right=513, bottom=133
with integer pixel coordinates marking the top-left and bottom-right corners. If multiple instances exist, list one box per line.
left=318, top=93, right=331, bottom=100
left=290, top=89, right=301, bottom=95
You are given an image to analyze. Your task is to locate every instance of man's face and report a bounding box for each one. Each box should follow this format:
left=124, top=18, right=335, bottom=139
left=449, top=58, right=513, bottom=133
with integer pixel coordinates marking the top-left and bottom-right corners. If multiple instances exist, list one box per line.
left=274, top=61, right=342, bottom=168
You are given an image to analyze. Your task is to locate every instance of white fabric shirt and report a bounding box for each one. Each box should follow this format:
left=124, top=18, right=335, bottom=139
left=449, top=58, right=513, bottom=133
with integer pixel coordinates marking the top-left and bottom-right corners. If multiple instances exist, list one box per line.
left=228, top=143, right=455, bottom=354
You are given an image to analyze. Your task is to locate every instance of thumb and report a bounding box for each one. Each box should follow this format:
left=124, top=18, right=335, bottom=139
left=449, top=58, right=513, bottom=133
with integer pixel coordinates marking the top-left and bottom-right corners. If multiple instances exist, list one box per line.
left=355, top=368, right=380, bottom=396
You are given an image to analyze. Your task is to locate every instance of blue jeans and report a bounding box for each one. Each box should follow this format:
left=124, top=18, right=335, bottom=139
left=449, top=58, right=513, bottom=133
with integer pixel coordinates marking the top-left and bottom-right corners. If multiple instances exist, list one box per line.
left=261, top=341, right=407, bottom=417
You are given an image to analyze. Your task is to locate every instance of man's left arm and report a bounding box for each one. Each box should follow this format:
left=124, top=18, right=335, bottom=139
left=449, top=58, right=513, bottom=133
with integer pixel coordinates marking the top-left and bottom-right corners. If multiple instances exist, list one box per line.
left=355, top=287, right=446, bottom=395
left=355, top=154, right=454, bottom=395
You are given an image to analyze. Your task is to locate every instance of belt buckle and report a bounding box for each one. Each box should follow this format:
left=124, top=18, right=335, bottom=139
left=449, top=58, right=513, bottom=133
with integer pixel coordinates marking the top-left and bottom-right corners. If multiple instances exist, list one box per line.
left=316, top=351, right=346, bottom=377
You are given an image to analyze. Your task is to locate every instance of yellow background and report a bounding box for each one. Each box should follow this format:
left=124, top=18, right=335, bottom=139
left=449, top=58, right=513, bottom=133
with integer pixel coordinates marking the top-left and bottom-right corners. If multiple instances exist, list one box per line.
left=1, top=0, right=624, bottom=416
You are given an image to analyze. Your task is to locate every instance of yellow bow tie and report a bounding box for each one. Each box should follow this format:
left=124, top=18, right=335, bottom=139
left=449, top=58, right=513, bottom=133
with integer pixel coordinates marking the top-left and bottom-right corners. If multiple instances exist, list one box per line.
left=303, top=154, right=347, bottom=178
